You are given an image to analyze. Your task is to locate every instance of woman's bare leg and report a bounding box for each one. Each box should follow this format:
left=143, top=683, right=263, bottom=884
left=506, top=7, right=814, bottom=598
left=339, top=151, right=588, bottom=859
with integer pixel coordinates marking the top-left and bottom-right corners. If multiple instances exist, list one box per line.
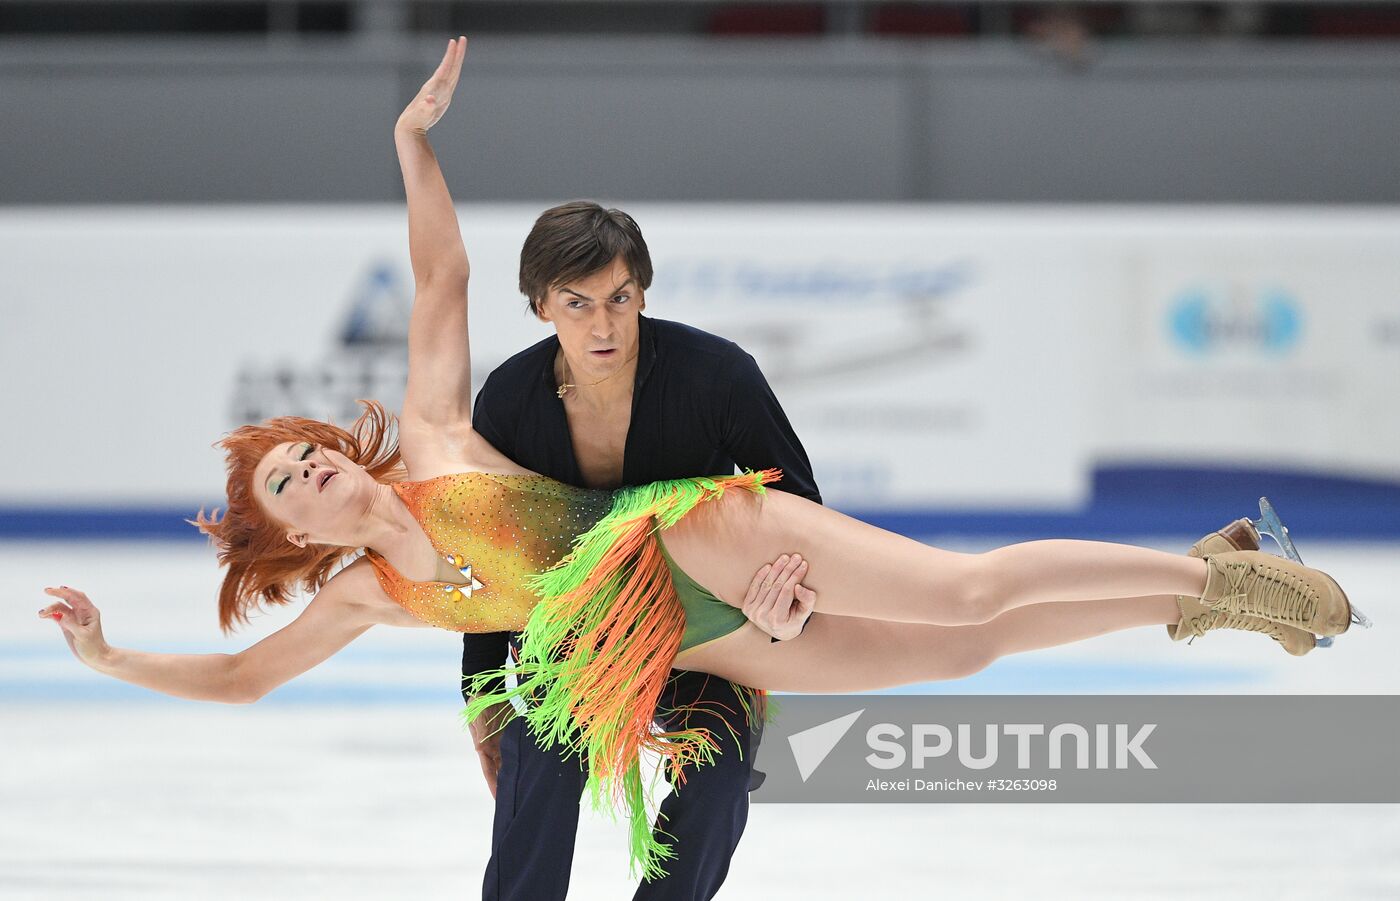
left=980, top=594, right=1181, bottom=655
left=664, top=490, right=1209, bottom=628
left=674, top=595, right=1184, bottom=693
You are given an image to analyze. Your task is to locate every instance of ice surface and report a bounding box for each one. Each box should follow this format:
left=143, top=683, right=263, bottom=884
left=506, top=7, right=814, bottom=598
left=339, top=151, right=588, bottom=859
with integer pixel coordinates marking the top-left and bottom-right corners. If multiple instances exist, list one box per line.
left=2, top=539, right=1397, bottom=900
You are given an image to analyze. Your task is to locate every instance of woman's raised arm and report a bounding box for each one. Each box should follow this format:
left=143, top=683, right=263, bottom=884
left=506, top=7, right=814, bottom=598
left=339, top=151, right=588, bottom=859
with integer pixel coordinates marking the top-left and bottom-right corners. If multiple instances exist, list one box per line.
left=37, top=564, right=384, bottom=704
left=396, top=37, right=474, bottom=438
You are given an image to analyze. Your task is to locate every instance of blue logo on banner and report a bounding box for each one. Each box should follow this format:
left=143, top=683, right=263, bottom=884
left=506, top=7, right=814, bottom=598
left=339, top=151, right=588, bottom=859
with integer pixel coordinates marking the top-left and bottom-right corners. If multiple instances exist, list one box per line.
left=340, top=263, right=412, bottom=347
left=1168, top=287, right=1302, bottom=356
left=231, top=260, right=412, bottom=423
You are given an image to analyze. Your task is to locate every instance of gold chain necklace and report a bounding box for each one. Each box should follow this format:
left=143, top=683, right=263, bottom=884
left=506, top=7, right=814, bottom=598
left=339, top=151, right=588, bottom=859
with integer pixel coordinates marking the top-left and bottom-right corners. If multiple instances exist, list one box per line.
left=555, top=349, right=639, bottom=399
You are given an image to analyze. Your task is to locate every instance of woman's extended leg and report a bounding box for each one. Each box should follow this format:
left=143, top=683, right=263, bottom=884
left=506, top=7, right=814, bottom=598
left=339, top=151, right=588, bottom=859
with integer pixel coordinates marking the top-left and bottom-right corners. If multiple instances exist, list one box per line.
left=665, top=490, right=1210, bottom=628
left=674, top=595, right=1184, bottom=692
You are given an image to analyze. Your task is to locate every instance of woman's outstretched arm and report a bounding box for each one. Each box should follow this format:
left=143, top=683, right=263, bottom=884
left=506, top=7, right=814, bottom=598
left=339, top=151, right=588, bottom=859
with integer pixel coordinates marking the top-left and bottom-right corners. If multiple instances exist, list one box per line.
left=397, top=37, right=474, bottom=435
left=37, top=564, right=384, bottom=704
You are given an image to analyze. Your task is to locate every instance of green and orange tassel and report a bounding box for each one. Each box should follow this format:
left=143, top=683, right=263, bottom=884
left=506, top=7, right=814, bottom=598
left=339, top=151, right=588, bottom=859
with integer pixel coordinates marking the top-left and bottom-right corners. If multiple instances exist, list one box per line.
left=463, top=468, right=781, bottom=881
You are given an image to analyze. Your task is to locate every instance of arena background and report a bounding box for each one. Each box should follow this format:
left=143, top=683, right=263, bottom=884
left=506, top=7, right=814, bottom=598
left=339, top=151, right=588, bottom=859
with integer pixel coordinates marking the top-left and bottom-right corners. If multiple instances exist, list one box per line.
left=2, top=3, right=1397, bottom=899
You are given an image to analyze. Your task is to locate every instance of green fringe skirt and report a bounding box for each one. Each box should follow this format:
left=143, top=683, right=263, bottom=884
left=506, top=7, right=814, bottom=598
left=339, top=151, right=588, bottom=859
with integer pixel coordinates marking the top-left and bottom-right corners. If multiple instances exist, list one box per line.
left=463, top=468, right=781, bottom=881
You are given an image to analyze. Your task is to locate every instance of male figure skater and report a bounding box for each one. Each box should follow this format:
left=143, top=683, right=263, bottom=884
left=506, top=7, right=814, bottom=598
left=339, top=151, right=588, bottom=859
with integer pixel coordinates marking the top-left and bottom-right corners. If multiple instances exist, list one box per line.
left=462, top=200, right=822, bottom=900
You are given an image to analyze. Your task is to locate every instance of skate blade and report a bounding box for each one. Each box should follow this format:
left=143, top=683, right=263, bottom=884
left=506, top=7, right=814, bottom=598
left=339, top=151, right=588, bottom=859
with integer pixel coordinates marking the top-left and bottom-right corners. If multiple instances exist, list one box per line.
left=1254, top=497, right=1302, bottom=563
left=1253, top=497, right=1374, bottom=631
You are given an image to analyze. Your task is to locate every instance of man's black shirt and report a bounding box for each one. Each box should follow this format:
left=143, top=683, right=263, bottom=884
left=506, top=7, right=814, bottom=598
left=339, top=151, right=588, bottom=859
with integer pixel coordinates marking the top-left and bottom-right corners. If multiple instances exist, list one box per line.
left=461, top=314, right=822, bottom=692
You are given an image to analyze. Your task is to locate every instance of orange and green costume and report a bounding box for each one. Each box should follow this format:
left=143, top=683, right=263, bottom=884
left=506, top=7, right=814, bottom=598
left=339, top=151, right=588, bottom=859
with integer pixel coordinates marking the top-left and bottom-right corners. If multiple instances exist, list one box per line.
left=363, top=468, right=781, bottom=879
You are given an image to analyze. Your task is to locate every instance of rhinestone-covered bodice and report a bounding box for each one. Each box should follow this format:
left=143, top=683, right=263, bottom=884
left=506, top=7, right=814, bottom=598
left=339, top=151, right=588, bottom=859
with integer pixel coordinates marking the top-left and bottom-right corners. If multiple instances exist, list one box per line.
left=364, top=472, right=615, bottom=632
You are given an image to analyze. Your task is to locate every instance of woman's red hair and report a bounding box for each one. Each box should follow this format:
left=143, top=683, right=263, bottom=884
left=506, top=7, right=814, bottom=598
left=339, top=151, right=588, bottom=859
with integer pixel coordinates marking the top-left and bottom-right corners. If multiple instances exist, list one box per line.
left=192, top=399, right=404, bottom=633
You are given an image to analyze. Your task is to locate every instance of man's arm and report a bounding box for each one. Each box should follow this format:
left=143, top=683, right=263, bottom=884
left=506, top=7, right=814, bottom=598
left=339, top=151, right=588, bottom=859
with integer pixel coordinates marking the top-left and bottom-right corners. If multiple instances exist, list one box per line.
left=461, top=632, right=510, bottom=704
left=721, top=346, right=822, bottom=504
left=719, top=345, right=823, bottom=641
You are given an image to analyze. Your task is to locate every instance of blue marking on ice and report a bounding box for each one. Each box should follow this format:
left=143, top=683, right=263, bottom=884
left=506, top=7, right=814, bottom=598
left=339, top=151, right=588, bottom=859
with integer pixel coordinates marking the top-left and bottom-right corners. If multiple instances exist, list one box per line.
left=0, top=650, right=1262, bottom=705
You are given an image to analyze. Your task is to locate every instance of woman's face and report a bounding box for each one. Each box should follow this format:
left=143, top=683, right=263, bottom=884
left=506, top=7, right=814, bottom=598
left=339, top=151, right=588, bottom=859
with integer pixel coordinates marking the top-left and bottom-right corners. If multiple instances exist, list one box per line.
left=251, top=440, right=376, bottom=547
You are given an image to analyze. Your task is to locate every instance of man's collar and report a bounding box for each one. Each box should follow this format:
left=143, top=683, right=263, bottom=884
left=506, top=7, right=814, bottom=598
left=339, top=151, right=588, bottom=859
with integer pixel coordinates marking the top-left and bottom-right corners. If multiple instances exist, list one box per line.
left=538, top=331, right=562, bottom=392
left=634, top=313, right=658, bottom=390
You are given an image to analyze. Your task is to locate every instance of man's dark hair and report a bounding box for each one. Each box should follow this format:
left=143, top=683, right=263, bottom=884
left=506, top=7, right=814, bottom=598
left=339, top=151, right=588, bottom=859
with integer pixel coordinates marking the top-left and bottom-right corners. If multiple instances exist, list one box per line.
left=519, top=200, right=654, bottom=314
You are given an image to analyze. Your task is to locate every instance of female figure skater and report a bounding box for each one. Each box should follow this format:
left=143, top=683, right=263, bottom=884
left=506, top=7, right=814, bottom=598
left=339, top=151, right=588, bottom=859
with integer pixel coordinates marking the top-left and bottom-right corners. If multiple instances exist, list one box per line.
left=38, top=38, right=1356, bottom=879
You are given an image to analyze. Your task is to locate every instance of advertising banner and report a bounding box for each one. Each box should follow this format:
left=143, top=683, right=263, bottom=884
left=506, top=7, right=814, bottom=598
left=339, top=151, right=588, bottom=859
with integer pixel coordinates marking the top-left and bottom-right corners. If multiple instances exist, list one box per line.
left=0, top=205, right=1093, bottom=512
left=2, top=205, right=1396, bottom=523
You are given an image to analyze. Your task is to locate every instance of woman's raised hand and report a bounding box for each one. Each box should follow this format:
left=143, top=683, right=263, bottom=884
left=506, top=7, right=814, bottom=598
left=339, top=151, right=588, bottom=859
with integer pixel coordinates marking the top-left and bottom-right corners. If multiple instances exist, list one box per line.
left=397, top=36, right=468, bottom=136
left=39, top=586, right=111, bottom=667
left=742, top=554, right=817, bottom=642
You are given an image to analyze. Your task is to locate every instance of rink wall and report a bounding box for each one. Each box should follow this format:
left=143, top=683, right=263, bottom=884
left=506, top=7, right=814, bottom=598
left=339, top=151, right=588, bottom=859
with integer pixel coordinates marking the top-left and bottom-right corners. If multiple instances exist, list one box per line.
left=2, top=204, right=1398, bottom=538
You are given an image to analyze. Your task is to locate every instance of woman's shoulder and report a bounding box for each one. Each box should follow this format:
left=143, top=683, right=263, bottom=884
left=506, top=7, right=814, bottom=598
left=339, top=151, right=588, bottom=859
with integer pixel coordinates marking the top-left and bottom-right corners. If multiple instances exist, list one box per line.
left=319, top=556, right=423, bottom=615
left=400, top=463, right=540, bottom=485
left=320, top=556, right=386, bottom=600
left=319, top=556, right=431, bottom=628
left=397, top=425, right=538, bottom=482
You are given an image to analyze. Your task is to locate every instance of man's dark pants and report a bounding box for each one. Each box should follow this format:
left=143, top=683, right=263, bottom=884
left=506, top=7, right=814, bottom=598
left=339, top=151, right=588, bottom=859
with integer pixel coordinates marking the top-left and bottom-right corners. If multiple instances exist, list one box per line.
left=482, top=667, right=759, bottom=901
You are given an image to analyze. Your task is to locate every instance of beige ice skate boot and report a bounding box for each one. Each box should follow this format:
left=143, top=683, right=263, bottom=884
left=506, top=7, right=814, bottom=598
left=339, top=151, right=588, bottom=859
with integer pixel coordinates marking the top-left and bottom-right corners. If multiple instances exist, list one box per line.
left=1198, top=548, right=1353, bottom=638
left=1167, top=519, right=1316, bottom=656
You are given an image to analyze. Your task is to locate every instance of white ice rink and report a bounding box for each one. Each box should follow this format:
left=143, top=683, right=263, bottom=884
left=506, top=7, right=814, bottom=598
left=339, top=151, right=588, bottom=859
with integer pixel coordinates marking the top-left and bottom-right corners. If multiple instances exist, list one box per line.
left=3, top=539, right=1397, bottom=900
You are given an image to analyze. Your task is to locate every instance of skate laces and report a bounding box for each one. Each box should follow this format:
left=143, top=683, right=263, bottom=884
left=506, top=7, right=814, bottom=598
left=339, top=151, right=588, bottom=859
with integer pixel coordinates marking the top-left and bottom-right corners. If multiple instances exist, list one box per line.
left=1203, top=612, right=1286, bottom=641
left=1186, top=608, right=1286, bottom=643
left=1216, top=559, right=1316, bottom=626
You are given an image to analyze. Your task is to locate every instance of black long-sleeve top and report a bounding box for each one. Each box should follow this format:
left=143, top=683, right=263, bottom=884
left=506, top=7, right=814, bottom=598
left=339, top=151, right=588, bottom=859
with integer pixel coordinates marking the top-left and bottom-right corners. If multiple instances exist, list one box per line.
left=461, top=314, right=823, bottom=699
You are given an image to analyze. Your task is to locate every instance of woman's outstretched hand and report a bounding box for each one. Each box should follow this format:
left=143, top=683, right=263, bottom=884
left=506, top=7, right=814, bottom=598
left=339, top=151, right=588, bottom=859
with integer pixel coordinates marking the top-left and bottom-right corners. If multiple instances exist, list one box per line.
left=397, top=36, right=468, bottom=136
left=742, top=554, right=817, bottom=642
left=39, top=586, right=111, bottom=667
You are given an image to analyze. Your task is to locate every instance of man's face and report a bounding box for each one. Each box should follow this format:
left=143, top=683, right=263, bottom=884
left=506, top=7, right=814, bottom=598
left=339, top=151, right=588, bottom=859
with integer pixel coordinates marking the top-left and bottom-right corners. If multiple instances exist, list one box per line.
left=536, top=254, right=645, bottom=382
